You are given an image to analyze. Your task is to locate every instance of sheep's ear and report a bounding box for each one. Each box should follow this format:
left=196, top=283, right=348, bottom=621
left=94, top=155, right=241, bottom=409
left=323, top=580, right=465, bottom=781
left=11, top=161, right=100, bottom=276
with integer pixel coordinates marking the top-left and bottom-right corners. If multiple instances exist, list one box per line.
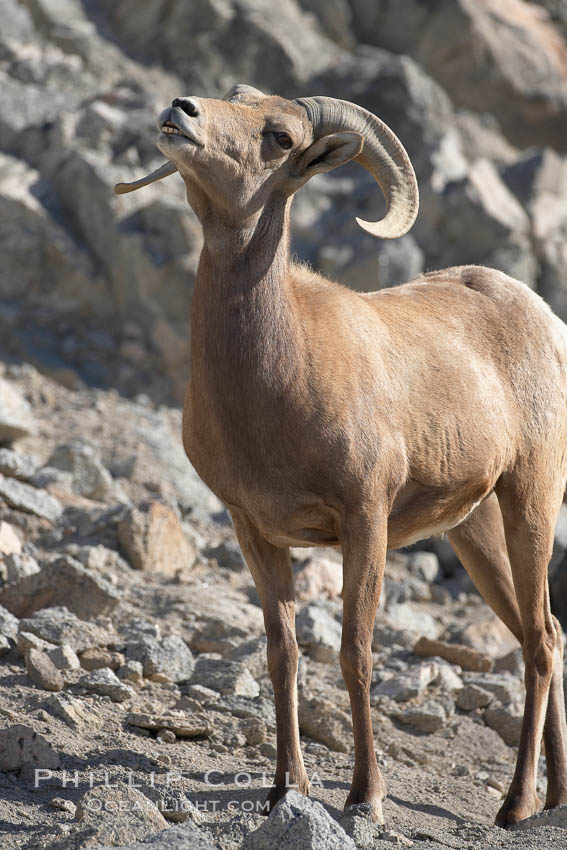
left=296, top=131, right=362, bottom=178
left=114, top=161, right=178, bottom=195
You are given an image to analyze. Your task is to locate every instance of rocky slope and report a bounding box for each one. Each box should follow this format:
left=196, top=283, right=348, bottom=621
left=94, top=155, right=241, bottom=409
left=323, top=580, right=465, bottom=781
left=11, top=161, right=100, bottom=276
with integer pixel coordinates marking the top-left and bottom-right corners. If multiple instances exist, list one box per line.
left=1, top=362, right=567, bottom=849
left=1, top=0, right=567, bottom=401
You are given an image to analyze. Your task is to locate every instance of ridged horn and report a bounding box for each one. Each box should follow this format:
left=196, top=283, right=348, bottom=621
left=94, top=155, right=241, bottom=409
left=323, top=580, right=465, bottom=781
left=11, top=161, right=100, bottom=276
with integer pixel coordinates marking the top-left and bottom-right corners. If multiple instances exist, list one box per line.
left=114, top=161, right=178, bottom=195
left=294, top=96, right=418, bottom=239
left=223, top=84, right=265, bottom=102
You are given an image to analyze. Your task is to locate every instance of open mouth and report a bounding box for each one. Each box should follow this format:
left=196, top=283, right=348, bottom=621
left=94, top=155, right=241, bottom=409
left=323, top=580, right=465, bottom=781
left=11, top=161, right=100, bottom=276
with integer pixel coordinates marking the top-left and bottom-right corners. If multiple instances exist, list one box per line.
left=159, top=119, right=201, bottom=146
left=161, top=120, right=184, bottom=136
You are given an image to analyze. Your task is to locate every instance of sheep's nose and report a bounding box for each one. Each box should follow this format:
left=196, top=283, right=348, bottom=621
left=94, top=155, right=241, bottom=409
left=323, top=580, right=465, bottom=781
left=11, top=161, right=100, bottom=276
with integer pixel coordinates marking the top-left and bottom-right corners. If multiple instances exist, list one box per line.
left=172, top=97, right=200, bottom=118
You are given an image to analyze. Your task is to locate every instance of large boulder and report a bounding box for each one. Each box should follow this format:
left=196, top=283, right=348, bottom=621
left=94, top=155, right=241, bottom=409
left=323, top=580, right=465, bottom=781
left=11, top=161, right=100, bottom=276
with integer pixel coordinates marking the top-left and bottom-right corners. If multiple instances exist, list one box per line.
left=349, top=0, right=567, bottom=152
left=243, top=789, right=356, bottom=849
left=308, top=46, right=456, bottom=183
left=436, top=159, right=537, bottom=286
left=95, top=0, right=343, bottom=95
left=0, top=154, right=97, bottom=304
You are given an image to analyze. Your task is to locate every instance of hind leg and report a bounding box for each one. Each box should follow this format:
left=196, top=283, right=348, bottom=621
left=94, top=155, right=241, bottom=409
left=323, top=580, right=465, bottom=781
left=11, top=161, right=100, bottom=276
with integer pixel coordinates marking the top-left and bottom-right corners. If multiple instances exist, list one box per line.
left=541, top=597, right=567, bottom=809
left=448, top=491, right=567, bottom=820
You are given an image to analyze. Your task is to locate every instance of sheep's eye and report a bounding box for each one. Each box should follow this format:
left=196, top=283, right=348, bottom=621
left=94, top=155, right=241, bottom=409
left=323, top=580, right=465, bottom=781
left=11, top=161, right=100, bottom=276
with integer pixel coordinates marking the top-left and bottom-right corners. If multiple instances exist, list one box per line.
left=272, top=132, right=292, bottom=150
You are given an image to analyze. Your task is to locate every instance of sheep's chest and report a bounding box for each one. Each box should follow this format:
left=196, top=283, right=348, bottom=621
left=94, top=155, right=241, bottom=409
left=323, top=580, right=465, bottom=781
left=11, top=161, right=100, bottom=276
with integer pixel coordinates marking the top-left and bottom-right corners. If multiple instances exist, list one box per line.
left=182, top=384, right=348, bottom=548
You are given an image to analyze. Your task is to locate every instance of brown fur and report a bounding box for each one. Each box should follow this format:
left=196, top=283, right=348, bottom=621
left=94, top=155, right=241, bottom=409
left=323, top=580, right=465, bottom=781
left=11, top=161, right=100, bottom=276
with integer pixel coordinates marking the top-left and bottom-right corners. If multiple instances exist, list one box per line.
left=156, top=92, right=567, bottom=827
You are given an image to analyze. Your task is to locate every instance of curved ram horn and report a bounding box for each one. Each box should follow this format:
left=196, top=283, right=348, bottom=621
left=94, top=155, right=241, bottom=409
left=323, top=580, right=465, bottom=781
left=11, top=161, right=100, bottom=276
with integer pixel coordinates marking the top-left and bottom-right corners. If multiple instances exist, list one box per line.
left=295, top=96, right=419, bottom=239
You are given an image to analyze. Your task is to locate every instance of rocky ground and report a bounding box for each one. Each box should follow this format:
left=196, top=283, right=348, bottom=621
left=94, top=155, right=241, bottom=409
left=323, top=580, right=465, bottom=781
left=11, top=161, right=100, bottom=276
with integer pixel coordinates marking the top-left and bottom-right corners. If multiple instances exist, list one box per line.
left=2, top=365, right=567, bottom=849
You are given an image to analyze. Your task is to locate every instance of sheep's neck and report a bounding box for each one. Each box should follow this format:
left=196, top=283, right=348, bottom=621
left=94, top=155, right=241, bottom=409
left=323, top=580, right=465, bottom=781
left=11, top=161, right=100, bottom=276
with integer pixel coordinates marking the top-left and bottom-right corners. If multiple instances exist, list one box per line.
left=192, top=198, right=302, bottom=394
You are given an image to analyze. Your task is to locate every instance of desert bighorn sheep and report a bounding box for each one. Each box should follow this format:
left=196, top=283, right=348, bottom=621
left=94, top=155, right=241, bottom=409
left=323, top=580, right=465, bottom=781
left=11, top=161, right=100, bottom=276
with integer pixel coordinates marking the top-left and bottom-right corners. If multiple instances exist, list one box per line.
left=115, top=84, right=567, bottom=828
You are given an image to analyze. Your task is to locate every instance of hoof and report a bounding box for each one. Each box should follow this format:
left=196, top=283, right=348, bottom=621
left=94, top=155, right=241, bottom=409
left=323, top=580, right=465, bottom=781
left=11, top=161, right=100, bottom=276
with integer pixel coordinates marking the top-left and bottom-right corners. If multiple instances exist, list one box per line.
left=544, top=789, right=567, bottom=810
left=345, top=787, right=385, bottom=825
left=495, top=792, right=540, bottom=828
left=263, top=779, right=310, bottom=816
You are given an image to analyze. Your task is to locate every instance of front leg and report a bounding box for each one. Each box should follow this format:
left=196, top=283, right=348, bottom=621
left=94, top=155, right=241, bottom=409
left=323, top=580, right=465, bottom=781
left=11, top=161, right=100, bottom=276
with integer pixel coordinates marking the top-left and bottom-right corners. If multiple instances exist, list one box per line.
left=231, top=512, right=309, bottom=812
left=340, top=509, right=388, bottom=824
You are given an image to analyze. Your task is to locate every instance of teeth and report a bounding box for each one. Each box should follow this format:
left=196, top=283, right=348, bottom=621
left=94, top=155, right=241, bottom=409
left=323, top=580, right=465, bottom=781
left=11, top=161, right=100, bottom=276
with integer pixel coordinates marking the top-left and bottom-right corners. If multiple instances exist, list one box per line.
left=161, top=126, right=182, bottom=135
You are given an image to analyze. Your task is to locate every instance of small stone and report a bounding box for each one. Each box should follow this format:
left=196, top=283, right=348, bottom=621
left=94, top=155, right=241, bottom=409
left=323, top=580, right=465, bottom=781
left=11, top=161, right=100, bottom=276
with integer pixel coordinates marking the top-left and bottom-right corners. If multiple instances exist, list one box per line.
left=486, top=776, right=505, bottom=794
left=0, top=634, right=9, bottom=655
left=189, top=656, right=259, bottom=697
left=455, top=614, right=518, bottom=657
left=189, top=617, right=249, bottom=654
left=494, top=648, right=525, bottom=678
left=485, top=784, right=501, bottom=798
left=0, top=448, right=38, bottom=481
left=372, top=662, right=439, bottom=703
left=2, top=552, right=40, bottom=583
left=484, top=701, right=523, bottom=746
left=47, top=644, right=81, bottom=671
left=398, top=701, right=447, bottom=733
left=17, top=631, right=56, bottom=655
left=203, top=541, right=245, bottom=571
left=259, top=741, right=277, bottom=759
left=295, top=603, right=342, bottom=664
left=226, top=636, right=267, bottom=678
left=73, top=544, right=127, bottom=572
left=413, top=636, right=494, bottom=672
left=408, top=551, right=440, bottom=583
left=434, top=662, right=463, bottom=694
left=117, top=660, right=144, bottom=684
left=456, top=684, right=493, bottom=711
left=75, top=785, right=168, bottom=845
left=462, top=672, right=523, bottom=705
left=185, top=684, right=220, bottom=703
left=25, top=648, right=64, bottom=692
left=0, top=475, right=62, bottom=522
left=0, top=556, right=119, bottom=619
left=118, top=500, right=196, bottom=575
left=126, top=633, right=195, bottom=683
left=50, top=797, right=76, bottom=815
left=386, top=603, right=439, bottom=638
left=294, top=555, right=343, bottom=601
left=0, top=521, right=21, bottom=558
left=149, top=672, right=173, bottom=683
left=46, top=694, right=102, bottom=731
left=298, top=692, right=351, bottom=753
left=240, top=717, right=267, bottom=746
left=79, top=647, right=124, bottom=671
left=48, top=440, right=115, bottom=501
left=0, top=725, right=60, bottom=771
left=79, top=668, right=135, bottom=702
left=126, top=712, right=213, bottom=738
left=451, top=764, right=470, bottom=777
left=174, top=696, right=201, bottom=712
left=381, top=830, right=414, bottom=846
left=157, top=728, right=176, bottom=743
left=0, top=378, right=36, bottom=442
left=18, top=607, right=116, bottom=652
left=0, top=604, right=19, bottom=640
left=31, top=467, right=73, bottom=490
